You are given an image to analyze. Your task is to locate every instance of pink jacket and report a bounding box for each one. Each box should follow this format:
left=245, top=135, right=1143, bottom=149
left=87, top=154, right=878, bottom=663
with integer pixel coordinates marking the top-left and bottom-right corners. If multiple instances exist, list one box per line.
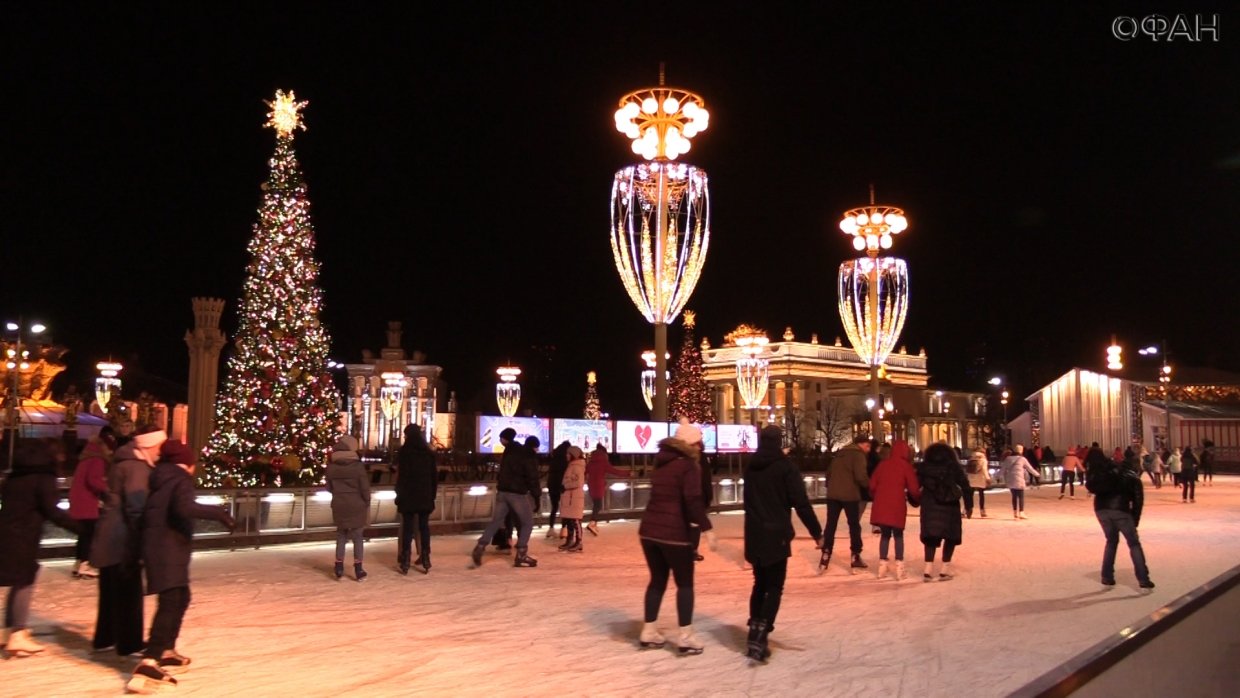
left=69, top=439, right=110, bottom=520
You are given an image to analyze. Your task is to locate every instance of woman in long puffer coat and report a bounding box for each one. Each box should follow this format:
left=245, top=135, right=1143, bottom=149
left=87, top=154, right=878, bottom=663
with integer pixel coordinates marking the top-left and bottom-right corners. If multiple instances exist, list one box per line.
left=558, top=446, right=586, bottom=552
left=0, top=439, right=79, bottom=657
left=326, top=435, right=370, bottom=581
left=867, top=440, right=921, bottom=580
left=917, top=443, right=970, bottom=582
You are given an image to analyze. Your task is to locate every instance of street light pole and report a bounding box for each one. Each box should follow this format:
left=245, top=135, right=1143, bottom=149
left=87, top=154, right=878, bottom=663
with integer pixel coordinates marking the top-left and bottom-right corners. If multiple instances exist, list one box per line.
left=1139, top=341, right=1173, bottom=451
left=5, top=318, right=47, bottom=472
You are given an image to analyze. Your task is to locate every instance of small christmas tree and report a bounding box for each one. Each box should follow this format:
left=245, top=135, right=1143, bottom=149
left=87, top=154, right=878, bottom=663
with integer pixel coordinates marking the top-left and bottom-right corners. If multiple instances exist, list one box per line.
left=202, top=91, right=341, bottom=487
left=668, top=311, right=716, bottom=424
left=584, top=371, right=601, bottom=420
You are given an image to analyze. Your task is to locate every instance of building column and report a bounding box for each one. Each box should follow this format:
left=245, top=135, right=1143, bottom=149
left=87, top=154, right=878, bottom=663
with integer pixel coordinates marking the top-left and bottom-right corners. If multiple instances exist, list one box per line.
left=185, top=298, right=227, bottom=458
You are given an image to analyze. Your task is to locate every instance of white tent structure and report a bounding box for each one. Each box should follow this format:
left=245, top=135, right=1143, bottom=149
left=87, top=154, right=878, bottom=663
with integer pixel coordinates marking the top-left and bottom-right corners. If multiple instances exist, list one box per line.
left=1027, top=368, right=1139, bottom=452
left=11, top=399, right=109, bottom=439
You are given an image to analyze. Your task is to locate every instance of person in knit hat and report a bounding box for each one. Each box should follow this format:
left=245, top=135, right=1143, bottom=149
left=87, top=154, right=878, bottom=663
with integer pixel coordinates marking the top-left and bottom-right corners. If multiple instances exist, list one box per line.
left=326, top=434, right=370, bottom=580
left=636, top=419, right=714, bottom=655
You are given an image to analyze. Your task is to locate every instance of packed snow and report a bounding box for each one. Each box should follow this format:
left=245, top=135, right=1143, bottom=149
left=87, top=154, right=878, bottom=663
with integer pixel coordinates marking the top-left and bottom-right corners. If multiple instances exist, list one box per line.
left=8, top=477, right=1240, bottom=697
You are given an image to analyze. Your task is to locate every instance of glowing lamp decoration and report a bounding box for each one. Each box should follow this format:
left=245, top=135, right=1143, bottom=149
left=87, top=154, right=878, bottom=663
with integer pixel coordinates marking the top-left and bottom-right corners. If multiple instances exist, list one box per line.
left=265, top=90, right=308, bottom=138
left=640, top=350, right=671, bottom=412
left=378, top=372, right=407, bottom=423
left=1106, top=336, right=1123, bottom=371
left=610, top=67, right=711, bottom=420
left=728, top=325, right=770, bottom=410
left=496, top=366, right=522, bottom=417
left=95, top=361, right=123, bottom=414
left=836, top=190, right=911, bottom=443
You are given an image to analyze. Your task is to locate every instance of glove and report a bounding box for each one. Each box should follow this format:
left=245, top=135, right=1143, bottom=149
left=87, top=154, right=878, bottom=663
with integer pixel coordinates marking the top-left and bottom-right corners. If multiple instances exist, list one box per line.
left=705, top=530, right=718, bottom=551
left=221, top=512, right=237, bottom=533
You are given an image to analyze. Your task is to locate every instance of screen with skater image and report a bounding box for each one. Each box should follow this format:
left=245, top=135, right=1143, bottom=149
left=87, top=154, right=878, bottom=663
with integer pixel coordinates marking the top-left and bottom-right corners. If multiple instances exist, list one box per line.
left=476, top=416, right=551, bottom=454
left=716, top=424, right=757, bottom=452
left=552, top=419, right=614, bottom=453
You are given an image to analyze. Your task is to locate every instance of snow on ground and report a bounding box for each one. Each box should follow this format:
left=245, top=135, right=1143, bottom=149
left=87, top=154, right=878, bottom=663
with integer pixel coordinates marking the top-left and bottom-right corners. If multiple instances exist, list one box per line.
left=8, top=476, right=1240, bottom=697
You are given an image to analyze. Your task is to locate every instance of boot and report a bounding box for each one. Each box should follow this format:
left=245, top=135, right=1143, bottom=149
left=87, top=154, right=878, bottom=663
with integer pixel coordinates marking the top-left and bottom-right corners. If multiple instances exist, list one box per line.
left=675, top=625, right=703, bottom=655
left=924, top=560, right=937, bottom=582
left=586, top=521, right=599, bottom=536
left=939, top=561, right=954, bottom=581
left=78, top=561, right=99, bottom=579
left=876, top=559, right=889, bottom=580
left=334, top=561, right=344, bottom=580
left=126, top=658, right=178, bottom=693
left=850, top=553, right=868, bottom=573
left=639, top=622, right=666, bottom=649
left=545, top=526, right=559, bottom=539
left=398, top=550, right=410, bottom=575
left=4, top=628, right=45, bottom=657
left=158, top=649, right=192, bottom=673
left=514, top=547, right=538, bottom=567
left=471, top=544, right=485, bottom=568
left=354, top=562, right=368, bottom=582
left=1013, top=510, right=1019, bottom=520
left=894, top=560, right=907, bottom=581
left=745, top=620, right=771, bottom=662
left=414, top=554, right=430, bottom=574
left=980, top=509, right=987, bottom=518
left=817, top=549, right=832, bottom=575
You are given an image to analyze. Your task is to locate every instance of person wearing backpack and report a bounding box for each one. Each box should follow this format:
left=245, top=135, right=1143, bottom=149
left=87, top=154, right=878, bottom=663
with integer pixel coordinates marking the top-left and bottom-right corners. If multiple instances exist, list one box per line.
left=917, top=444, right=969, bottom=582
left=1085, top=447, right=1154, bottom=592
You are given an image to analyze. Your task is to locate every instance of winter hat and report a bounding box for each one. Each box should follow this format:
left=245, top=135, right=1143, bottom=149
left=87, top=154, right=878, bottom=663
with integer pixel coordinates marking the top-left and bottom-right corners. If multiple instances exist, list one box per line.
left=404, top=424, right=424, bottom=441
left=160, top=440, right=195, bottom=466
left=759, top=425, right=783, bottom=450
left=134, top=430, right=168, bottom=451
left=499, top=427, right=518, bottom=442
left=674, top=418, right=703, bottom=446
left=567, top=445, right=584, bottom=460
left=333, top=434, right=360, bottom=452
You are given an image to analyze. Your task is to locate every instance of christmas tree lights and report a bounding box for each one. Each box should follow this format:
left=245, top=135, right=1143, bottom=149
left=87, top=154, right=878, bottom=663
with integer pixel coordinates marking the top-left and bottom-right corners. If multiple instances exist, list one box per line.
left=201, top=91, right=341, bottom=487
left=667, top=311, right=716, bottom=424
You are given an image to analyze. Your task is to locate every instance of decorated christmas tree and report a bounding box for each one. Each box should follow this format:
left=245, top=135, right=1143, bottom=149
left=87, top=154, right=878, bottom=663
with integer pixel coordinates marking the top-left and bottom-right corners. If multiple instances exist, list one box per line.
left=584, top=371, right=601, bottom=420
left=201, top=91, right=341, bottom=487
left=668, top=311, right=716, bottom=424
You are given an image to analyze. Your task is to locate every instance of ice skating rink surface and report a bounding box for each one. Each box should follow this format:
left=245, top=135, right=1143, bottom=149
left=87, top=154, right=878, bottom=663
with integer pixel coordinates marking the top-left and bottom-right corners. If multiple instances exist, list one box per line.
left=9, top=476, right=1240, bottom=697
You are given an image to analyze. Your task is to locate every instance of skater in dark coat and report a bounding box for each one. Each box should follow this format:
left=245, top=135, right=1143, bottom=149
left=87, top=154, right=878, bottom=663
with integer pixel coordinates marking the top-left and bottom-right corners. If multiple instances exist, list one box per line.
left=637, top=420, right=714, bottom=655
left=326, top=435, right=370, bottom=580
left=0, top=439, right=79, bottom=658
left=127, top=440, right=234, bottom=693
left=471, top=429, right=541, bottom=568
left=741, top=426, right=822, bottom=662
left=395, top=424, right=438, bottom=574
left=544, top=441, right=570, bottom=539
left=91, top=427, right=167, bottom=656
left=917, top=443, right=969, bottom=582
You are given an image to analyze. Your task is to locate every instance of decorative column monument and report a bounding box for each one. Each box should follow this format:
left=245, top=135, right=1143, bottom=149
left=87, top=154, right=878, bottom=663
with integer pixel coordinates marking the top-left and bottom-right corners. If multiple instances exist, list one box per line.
left=185, top=297, right=226, bottom=456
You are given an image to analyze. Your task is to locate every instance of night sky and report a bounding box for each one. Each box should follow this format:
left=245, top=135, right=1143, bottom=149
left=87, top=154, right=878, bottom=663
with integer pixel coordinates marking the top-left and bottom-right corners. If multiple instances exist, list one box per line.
left=3, top=4, right=1237, bottom=418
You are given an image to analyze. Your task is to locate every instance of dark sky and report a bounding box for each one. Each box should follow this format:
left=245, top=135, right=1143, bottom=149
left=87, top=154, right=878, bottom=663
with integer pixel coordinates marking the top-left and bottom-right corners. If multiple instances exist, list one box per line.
left=3, top=3, right=1237, bottom=417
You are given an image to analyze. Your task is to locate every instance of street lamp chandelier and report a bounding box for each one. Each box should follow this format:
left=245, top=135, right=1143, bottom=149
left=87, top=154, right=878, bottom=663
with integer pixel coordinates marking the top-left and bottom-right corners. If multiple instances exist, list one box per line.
left=495, top=366, right=521, bottom=418
left=95, top=361, right=123, bottom=413
left=379, top=372, right=406, bottom=423
left=728, top=325, right=770, bottom=409
left=839, top=205, right=909, bottom=254
left=614, top=86, right=710, bottom=161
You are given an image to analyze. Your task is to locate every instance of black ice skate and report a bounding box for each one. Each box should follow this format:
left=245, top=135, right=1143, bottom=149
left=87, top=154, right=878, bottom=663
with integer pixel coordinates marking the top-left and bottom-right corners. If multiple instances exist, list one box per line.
left=354, top=562, right=368, bottom=582
left=513, top=547, right=538, bottom=567
left=745, top=620, right=771, bottom=664
left=849, top=554, right=868, bottom=575
left=817, top=549, right=832, bottom=575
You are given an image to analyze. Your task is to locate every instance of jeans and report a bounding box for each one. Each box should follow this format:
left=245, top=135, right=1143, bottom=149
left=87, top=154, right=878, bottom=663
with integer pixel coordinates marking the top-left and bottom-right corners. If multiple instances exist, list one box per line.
left=1096, top=509, right=1150, bottom=584
left=145, top=586, right=191, bottom=659
left=399, top=511, right=431, bottom=562
left=878, top=526, right=904, bottom=560
left=5, top=582, right=33, bottom=629
left=1010, top=489, right=1026, bottom=512
left=1060, top=472, right=1076, bottom=496
left=95, top=562, right=145, bottom=654
left=823, top=499, right=863, bottom=555
left=478, top=491, right=534, bottom=549
left=749, top=559, right=789, bottom=630
left=335, top=527, right=364, bottom=562
left=924, top=539, right=956, bottom=563
left=641, top=538, right=695, bottom=626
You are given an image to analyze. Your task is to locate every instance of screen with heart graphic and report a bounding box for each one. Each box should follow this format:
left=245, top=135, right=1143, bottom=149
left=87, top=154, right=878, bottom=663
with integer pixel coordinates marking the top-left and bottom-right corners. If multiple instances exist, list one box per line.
left=615, top=420, right=668, bottom=453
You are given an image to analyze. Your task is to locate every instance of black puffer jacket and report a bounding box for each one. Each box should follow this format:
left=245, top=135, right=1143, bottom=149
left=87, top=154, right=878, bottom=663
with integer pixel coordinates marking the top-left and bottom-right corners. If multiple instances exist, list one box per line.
left=142, top=461, right=232, bottom=594
left=497, top=441, right=540, bottom=497
left=1093, top=465, right=1145, bottom=526
left=917, top=456, right=968, bottom=546
left=395, top=442, right=438, bottom=513
left=638, top=438, right=712, bottom=545
left=743, top=441, right=822, bottom=566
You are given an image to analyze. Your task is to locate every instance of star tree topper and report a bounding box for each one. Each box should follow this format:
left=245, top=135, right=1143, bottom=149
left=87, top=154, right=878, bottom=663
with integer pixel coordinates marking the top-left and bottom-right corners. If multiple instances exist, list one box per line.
left=265, top=89, right=308, bottom=138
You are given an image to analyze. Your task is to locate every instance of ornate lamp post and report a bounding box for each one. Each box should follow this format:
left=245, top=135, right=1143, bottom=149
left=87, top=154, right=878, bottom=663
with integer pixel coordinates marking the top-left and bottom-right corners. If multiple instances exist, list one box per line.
left=610, top=68, right=711, bottom=420
left=495, top=366, right=521, bottom=417
left=379, top=371, right=407, bottom=457
left=4, top=319, right=46, bottom=471
left=730, top=326, right=771, bottom=410
left=837, top=192, right=909, bottom=443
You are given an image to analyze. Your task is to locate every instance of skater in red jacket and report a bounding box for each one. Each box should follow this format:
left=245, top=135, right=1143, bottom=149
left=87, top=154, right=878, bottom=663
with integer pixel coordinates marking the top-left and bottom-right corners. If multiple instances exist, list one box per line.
left=867, top=440, right=921, bottom=581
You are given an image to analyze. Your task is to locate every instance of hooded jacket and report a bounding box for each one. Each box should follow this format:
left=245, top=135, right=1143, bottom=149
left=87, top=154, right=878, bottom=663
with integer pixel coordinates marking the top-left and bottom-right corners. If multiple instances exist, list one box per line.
left=826, top=443, right=869, bottom=502
left=868, top=440, right=921, bottom=530
left=326, top=449, right=371, bottom=529
left=742, top=434, right=822, bottom=566
left=69, top=437, right=110, bottom=520
left=496, top=439, right=540, bottom=497
left=395, top=429, right=438, bottom=513
left=560, top=451, right=587, bottom=520
left=638, top=438, right=712, bottom=545
left=90, top=440, right=157, bottom=569
left=141, top=460, right=232, bottom=594
left=586, top=447, right=627, bottom=496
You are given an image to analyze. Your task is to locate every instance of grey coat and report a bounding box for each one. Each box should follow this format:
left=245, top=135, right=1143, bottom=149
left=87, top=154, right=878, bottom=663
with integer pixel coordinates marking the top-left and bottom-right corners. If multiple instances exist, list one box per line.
left=90, top=443, right=154, bottom=569
left=326, top=454, right=370, bottom=530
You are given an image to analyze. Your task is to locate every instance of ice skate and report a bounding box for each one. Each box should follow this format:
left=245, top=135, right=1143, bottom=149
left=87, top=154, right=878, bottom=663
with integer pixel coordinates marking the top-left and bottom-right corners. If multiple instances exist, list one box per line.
left=924, top=561, right=937, bottom=582
left=471, top=544, right=485, bottom=568
left=849, top=553, right=868, bottom=574
left=639, top=622, right=666, bottom=649
left=876, top=559, right=889, bottom=580
left=564, top=540, right=583, bottom=553
left=675, top=625, right=704, bottom=655
left=894, top=560, right=907, bottom=581
left=1139, top=579, right=1156, bottom=593
left=333, top=561, right=344, bottom=580
left=157, top=649, right=192, bottom=674
left=354, top=562, right=368, bottom=582
left=514, top=547, right=538, bottom=567
left=586, top=521, right=599, bottom=536
left=545, top=527, right=558, bottom=539
left=979, top=509, right=987, bottom=518
left=398, top=551, right=410, bottom=575
left=745, top=620, right=771, bottom=663
left=126, top=658, right=178, bottom=694
left=4, top=629, right=45, bottom=658
left=816, top=549, right=832, bottom=575
left=939, top=562, right=954, bottom=581
left=1018, top=511, right=1028, bottom=519
left=413, top=555, right=430, bottom=574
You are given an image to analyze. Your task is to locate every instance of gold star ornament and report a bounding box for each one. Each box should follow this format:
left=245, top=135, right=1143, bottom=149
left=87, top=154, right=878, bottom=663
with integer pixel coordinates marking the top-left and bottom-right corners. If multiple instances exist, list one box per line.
left=265, top=89, right=308, bottom=137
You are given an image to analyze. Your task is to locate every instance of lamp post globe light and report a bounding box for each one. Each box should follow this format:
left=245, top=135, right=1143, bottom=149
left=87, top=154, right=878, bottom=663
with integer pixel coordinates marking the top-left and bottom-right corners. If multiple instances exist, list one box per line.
left=496, top=366, right=521, bottom=418
left=836, top=191, right=909, bottom=443
left=4, top=319, right=46, bottom=471
left=729, top=325, right=770, bottom=411
left=1138, top=341, right=1174, bottom=450
left=610, top=67, right=711, bottom=421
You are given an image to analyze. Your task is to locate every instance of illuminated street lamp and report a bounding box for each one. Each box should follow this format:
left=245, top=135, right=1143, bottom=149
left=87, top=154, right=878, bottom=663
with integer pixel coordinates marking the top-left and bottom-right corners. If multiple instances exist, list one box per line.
left=640, top=350, right=670, bottom=413
left=4, top=319, right=46, bottom=471
left=837, top=190, right=910, bottom=443
left=610, top=66, right=711, bottom=420
left=1138, top=341, right=1174, bottom=450
left=95, top=361, right=123, bottom=416
left=495, top=366, right=521, bottom=417
left=729, top=326, right=770, bottom=410
left=379, top=372, right=407, bottom=459
left=1106, top=336, right=1123, bottom=371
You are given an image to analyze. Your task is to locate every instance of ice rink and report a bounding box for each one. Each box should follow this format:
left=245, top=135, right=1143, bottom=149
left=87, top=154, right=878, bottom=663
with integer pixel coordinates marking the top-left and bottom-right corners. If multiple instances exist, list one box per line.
left=8, top=476, right=1240, bottom=697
